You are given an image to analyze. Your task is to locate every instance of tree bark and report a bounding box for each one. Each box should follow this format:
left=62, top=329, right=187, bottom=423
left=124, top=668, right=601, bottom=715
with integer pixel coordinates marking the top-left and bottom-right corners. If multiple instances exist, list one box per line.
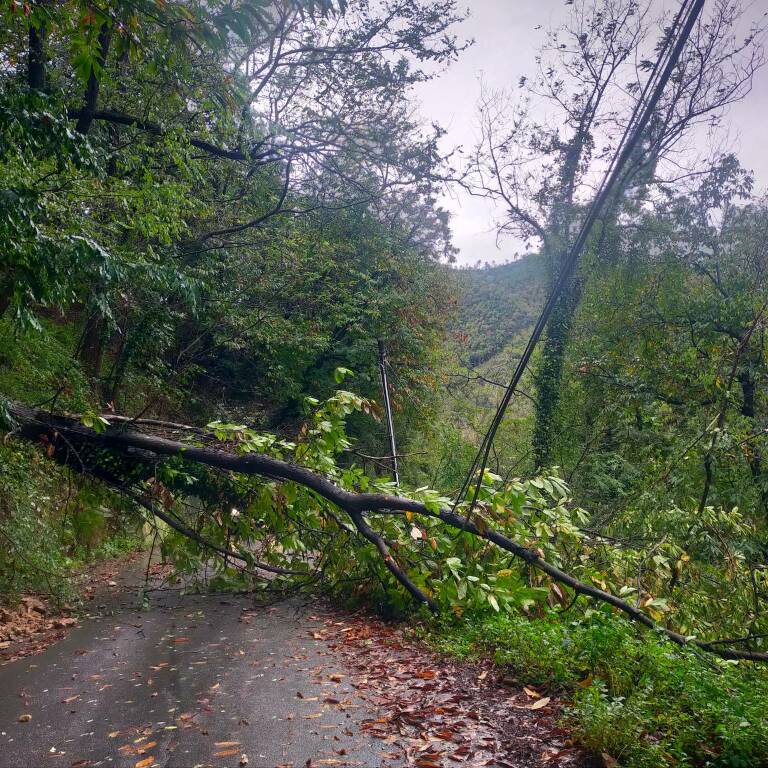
left=28, top=22, right=46, bottom=91
left=0, top=290, right=11, bottom=321
left=739, top=367, right=768, bottom=516
left=78, top=310, right=106, bottom=384
left=533, top=280, right=579, bottom=468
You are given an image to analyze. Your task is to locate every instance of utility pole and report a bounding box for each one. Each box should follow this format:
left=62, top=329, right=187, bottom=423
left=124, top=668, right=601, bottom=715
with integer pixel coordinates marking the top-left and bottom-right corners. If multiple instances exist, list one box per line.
left=377, top=339, right=400, bottom=486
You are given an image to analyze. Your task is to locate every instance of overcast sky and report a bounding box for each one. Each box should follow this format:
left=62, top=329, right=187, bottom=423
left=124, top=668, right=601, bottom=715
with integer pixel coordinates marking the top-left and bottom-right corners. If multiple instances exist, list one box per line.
left=416, top=0, right=768, bottom=266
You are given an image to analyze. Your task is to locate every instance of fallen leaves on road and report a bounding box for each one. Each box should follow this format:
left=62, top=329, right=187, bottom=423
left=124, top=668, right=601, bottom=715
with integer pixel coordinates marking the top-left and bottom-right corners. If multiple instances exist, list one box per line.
left=0, top=597, right=77, bottom=653
left=0, top=551, right=141, bottom=666
left=2, top=583, right=586, bottom=768
left=314, top=611, right=587, bottom=767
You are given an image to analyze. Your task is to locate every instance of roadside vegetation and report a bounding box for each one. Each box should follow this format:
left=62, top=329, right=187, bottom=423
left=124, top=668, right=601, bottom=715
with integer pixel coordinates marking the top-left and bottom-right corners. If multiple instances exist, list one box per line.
left=424, top=612, right=768, bottom=767
left=1, top=0, right=768, bottom=764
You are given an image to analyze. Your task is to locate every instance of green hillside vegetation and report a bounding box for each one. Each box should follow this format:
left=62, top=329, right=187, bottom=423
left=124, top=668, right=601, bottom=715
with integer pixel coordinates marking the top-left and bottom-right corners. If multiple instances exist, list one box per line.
left=453, top=254, right=547, bottom=367
left=433, top=255, right=546, bottom=484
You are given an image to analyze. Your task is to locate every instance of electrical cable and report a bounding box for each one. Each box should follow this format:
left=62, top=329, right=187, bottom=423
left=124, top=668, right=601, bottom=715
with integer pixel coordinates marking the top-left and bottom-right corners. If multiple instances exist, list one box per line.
left=455, top=0, right=707, bottom=513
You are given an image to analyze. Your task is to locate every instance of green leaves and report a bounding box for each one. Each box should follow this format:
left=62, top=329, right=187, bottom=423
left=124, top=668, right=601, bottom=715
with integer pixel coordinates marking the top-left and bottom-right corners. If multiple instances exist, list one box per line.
left=80, top=411, right=110, bottom=433
left=333, top=366, right=354, bottom=384
left=207, top=421, right=295, bottom=456
left=0, top=90, right=117, bottom=326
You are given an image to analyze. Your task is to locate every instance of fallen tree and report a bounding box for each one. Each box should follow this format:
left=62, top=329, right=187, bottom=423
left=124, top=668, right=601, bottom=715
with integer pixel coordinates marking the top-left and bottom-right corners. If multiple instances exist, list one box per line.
left=5, top=399, right=767, bottom=662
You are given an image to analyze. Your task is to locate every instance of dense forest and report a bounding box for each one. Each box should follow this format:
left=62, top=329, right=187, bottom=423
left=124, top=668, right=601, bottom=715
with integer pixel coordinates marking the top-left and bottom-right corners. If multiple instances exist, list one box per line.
left=2, top=0, right=768, bottom=765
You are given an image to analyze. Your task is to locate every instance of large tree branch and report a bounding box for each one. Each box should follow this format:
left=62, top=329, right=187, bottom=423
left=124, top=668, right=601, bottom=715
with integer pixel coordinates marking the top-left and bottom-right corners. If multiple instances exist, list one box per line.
left=348, top=510, right=437, bottom=611
left=6, top=400, right=767, bottom=662
left=28, top=22, right=46, bottom=91
left=198, top=161, right=292, bottom=241
left=65, top=109, right=275, bottom=163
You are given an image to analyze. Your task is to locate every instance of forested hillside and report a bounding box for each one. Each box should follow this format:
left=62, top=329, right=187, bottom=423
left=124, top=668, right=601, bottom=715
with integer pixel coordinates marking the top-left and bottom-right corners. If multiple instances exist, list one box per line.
left=2, top=0, right=768, bottom=765
left=453, top=254, right=547, bottom=367
left=0, top=0, right=462, bottom=597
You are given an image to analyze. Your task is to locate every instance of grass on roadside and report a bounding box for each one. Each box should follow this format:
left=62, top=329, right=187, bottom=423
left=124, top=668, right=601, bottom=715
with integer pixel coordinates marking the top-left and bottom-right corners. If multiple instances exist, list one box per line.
left=417, top=608, right=768, bottom=768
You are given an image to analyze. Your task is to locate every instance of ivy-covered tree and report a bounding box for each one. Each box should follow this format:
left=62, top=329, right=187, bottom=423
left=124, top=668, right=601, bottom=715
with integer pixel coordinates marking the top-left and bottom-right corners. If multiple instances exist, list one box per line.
left=462, top=0, right=764, bottom=467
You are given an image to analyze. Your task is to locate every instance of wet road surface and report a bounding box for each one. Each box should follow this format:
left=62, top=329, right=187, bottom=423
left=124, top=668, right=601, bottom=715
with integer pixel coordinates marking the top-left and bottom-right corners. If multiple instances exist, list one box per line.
left=0, top=577, right=387, bottom=768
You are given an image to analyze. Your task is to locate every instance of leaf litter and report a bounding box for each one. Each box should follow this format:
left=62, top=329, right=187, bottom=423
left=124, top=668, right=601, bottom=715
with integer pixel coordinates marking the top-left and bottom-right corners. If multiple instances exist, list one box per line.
left=312, top=610, right=589, bottom=767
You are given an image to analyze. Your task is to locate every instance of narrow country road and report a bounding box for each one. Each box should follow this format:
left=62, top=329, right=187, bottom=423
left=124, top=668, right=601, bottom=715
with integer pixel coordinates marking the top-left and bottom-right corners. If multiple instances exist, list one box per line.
left=0, top=565, right=586, bottom=768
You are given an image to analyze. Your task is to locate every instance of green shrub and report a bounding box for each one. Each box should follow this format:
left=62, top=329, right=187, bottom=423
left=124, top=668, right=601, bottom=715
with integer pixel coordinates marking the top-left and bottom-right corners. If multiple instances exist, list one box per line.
left=0, top=442, right=142, bottom=605
left=0, top=316, right=143, bottom=605
left=0, top=318, right=90, bottom=411
left=419, top=609, right=768, bottom=767
left=0, top=442, right=77, bottom=603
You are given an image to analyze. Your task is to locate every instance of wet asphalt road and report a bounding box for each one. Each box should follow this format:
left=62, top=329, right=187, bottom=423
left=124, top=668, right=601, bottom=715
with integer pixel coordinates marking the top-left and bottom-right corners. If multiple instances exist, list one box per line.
left=0, top=574, right=388, bottom=768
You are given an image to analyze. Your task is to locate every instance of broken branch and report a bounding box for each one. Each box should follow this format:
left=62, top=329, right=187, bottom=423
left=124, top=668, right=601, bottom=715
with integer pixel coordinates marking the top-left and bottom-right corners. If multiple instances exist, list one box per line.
left=6, top=400, right=766, bottom=662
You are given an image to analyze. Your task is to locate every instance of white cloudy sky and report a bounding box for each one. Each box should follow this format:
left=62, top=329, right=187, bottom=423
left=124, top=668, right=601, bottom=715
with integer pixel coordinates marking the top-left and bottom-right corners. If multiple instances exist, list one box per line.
left=415, top=0, right=768, bottom=266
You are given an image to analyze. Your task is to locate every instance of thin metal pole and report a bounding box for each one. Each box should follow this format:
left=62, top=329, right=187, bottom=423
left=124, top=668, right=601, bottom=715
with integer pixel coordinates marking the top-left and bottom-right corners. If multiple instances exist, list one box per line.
left=377, top=339, right=400, bottom=486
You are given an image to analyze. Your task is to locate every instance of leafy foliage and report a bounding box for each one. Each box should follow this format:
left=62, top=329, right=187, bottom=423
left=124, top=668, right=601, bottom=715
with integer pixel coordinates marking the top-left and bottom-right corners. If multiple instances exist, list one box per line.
left=2, top=0, right=768, bottom=763
left=425, top=611, right=768, bottom=767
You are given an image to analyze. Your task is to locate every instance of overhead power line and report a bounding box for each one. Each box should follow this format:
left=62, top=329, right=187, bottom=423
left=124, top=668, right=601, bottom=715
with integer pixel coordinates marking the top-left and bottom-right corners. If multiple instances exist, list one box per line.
left=456, top=0, right=707, bottom=512
left=378, top=339, right=401, bottom=486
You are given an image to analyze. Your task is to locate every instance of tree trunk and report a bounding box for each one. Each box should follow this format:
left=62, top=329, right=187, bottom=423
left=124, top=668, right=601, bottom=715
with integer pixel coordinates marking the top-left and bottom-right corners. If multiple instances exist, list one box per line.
left=28, top=22, right=46, bottom=91
left=739, top=368, right=768, bottom=515
left=533, top=280, right=579, bottom=468
left=75, top=22, right=112, bottom=135
left=0, top=289, right=11, bottom=321
left=79, top=310, right=106, bottom=385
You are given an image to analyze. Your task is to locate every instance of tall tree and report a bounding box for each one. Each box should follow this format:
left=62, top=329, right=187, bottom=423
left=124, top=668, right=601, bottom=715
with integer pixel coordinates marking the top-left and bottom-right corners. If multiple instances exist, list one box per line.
left=462, top=0, right=764, bottom=467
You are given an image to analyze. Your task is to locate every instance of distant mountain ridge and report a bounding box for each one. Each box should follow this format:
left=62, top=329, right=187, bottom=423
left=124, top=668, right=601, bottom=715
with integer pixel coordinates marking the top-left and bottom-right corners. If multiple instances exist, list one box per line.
left=453, top=254, right=548, bottom=367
